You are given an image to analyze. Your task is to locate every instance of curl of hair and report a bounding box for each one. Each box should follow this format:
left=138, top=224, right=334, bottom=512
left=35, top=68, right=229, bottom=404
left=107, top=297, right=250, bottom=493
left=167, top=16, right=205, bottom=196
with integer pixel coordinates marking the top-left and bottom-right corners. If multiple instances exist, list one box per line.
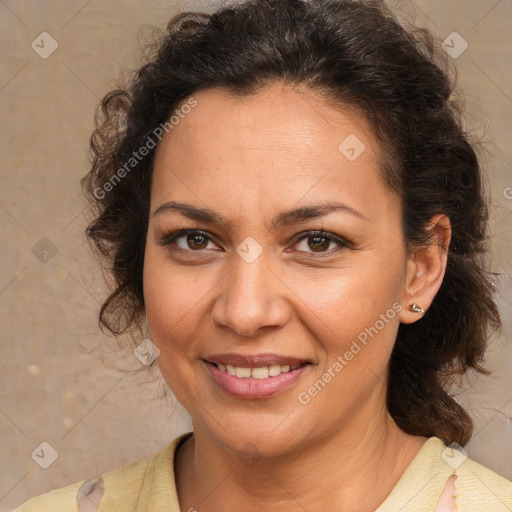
left=81, top=0, right=501, bottom=446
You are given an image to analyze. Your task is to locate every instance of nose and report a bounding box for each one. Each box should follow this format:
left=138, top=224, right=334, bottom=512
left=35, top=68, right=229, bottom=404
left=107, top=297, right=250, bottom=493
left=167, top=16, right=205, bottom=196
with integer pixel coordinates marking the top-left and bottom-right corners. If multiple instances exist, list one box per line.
left=211, top=249, right=291, bottom=338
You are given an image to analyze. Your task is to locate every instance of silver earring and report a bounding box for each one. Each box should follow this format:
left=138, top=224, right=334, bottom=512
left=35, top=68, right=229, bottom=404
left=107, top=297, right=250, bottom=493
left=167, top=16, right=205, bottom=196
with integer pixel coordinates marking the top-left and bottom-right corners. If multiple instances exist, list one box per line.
left=409, top=303, right=424, bottom=313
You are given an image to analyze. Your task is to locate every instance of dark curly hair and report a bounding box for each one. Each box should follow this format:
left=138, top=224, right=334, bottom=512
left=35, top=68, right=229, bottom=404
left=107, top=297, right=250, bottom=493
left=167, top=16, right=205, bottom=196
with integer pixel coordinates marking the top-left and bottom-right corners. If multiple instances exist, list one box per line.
left=81, top=0, right=501, bottom=446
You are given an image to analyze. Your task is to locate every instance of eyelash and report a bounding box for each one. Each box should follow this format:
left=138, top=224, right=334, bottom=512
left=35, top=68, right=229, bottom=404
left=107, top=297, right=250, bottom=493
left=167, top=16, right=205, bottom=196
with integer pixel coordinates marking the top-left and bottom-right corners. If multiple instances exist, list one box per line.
left=156, top=228, right=352, bottom=257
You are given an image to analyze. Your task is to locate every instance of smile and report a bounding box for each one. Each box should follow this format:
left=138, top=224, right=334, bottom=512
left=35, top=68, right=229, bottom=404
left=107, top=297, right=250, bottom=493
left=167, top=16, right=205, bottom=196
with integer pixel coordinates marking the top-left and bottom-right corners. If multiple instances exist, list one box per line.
left=204, top=360, right=311, bottom=399
left=214, top=362, right=303, bottom=379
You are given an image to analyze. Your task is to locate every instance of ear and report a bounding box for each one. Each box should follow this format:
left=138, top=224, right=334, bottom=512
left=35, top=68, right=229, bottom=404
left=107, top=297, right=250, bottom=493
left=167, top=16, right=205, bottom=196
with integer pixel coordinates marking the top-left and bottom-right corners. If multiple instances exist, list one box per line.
left=399, top=214, right=451, bottom=324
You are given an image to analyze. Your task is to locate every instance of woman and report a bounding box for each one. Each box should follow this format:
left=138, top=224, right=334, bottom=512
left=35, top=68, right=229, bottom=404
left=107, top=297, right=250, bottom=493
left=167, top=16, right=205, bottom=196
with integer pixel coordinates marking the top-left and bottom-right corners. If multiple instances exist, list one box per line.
left=13, top=0, right=512, bottom=510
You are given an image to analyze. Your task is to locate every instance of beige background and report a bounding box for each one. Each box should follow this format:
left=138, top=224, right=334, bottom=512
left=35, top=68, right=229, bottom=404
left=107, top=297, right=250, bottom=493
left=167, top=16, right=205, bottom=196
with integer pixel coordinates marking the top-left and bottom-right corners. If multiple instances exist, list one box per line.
left=1, top=0, right=511, bottom=509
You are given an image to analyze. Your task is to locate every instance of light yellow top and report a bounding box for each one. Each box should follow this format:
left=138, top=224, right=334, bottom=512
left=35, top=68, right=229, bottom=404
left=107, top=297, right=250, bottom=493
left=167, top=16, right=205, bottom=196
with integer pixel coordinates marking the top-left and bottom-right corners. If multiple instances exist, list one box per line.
left=11, top=432, right=512, bottom=511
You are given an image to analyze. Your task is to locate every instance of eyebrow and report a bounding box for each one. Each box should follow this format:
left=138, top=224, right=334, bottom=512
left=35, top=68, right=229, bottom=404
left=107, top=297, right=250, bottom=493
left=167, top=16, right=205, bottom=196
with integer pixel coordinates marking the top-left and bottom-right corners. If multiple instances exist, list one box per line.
left=152, top=200, right=370, bottom=230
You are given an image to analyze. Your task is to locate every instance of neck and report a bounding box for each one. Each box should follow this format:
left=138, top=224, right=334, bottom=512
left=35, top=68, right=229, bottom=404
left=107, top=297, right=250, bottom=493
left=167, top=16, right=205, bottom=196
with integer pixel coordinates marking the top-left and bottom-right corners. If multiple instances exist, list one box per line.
left=175, top=403, right=427, bottom=512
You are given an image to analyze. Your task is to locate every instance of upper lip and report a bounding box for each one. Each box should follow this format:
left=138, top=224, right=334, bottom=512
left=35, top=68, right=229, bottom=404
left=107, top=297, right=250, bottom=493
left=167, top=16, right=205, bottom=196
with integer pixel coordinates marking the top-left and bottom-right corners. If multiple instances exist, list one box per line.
left=204, top=353, right=310, bottom=368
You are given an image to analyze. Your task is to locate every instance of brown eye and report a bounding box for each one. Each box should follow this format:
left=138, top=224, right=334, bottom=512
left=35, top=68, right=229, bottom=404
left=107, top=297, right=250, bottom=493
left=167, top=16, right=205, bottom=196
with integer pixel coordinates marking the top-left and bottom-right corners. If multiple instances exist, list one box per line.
left=292, top=230, right=350, bottom=255
left=157, top=229, right=218, bottom=252
left=185, top=233, right=209, bottom=250
left=307, top=235, right=331, bottom=252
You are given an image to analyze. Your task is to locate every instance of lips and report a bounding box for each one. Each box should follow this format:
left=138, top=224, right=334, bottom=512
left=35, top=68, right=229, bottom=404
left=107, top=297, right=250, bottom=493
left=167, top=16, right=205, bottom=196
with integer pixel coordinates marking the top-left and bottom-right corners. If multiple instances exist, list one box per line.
left=204, top=359, right=311, bottom=399
left=204, top=352, right=310, bottom=368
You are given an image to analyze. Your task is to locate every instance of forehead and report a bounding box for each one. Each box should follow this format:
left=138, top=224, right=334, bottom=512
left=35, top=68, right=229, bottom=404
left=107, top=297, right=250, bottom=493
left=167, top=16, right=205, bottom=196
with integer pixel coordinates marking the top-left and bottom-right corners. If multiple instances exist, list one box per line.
left=155, top=82, right=376, bottom=160
left=150, top=82, right=394, bottom=224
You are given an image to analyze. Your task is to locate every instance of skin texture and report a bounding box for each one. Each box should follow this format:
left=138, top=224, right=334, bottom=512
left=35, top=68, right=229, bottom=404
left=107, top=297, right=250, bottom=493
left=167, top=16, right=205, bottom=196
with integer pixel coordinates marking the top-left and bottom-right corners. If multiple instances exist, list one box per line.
left=435, top=475, right=459, bottom=511
left=143, top=82, right=452, bottom=512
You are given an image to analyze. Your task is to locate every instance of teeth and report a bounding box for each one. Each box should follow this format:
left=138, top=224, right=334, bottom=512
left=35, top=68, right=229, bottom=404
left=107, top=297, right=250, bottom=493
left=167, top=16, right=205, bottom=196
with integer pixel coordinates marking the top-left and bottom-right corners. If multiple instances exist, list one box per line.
left=215, top=362, right=302, bottom=379
left=251, top=366, right=269, bottom=379
left=269, top=364, right=282, bottom=377
left=235, top=367, right=251, bottom=378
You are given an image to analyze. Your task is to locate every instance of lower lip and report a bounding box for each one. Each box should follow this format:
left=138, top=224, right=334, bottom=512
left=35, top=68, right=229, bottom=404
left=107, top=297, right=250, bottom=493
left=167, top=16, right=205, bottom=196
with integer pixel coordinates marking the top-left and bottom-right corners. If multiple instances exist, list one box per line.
left=204, top=361, right=311, bottom=399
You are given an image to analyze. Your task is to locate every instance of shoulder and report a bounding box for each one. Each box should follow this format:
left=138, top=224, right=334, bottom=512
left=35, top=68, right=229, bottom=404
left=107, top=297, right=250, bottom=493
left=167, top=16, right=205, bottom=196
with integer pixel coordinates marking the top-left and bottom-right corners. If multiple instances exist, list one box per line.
left=451, top=446, right=512, bottom=511
left=416, top=437, right=512, bottom=511
left=10, top=458, right=153, bottom=512
left=377, top=436, right=512, bottom=512
left=9, top=480, right=85, bottom=512
left=10, top=432, right=192, bottom=512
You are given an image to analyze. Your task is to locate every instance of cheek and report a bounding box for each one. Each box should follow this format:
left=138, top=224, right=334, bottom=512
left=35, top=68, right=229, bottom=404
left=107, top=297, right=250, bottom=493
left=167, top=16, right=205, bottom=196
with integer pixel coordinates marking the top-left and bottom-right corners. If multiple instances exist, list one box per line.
left=289, top=259, right=402, bottom=330
left=283, top=259, right=404, bottom=384
left=295, top=278, right=400, bottom=404
left=143, top=250, right=218, bottom=358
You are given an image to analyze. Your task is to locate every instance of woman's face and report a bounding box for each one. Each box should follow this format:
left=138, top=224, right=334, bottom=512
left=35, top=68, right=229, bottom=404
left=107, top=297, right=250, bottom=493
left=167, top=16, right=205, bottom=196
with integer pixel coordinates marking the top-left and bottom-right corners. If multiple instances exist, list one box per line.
left=143, top=82, right=413, bottom=457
